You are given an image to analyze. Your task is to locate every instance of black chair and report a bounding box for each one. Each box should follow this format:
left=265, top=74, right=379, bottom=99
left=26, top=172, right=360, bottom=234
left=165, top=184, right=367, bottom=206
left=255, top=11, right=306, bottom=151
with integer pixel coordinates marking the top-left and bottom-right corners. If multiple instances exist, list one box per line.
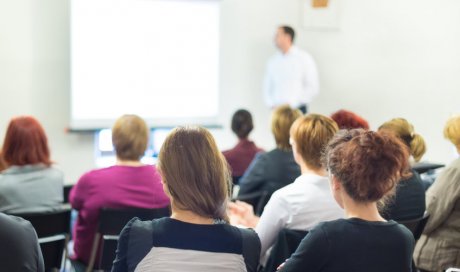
left=63, top=184, right=74, bottom=204
left=11, top=208, right=72, bottom=272
left=399, top=212, right=430, bottom=241
left=234, top=190, right=270, bottom=216
left=263, top=228, right=308, bottom=272
left=412, top=162, right=445, bottom=175
left=398, top=213, right=430, bottom=272
left=86, top=206, right=171, bottom=272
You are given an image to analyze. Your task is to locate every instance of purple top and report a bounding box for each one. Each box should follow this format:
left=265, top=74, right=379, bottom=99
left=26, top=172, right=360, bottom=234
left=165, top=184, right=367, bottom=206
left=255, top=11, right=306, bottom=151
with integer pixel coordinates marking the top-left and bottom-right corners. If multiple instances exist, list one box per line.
left=223, top=139, right=264, bottom=177
left=69, top=165, right=170, bottom=265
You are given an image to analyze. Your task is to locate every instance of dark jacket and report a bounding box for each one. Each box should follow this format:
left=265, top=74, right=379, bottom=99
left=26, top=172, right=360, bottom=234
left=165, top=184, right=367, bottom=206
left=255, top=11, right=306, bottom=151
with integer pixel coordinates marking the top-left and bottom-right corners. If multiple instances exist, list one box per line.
left=0, top=213, right=44, bottom=272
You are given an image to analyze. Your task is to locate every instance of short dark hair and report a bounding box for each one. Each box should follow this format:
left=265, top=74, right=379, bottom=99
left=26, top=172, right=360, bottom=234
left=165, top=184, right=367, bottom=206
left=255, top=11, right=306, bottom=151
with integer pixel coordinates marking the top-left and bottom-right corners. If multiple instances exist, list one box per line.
left=280, top=25, right=295, bottom=42
left=231, top=109, right=254, bottom=139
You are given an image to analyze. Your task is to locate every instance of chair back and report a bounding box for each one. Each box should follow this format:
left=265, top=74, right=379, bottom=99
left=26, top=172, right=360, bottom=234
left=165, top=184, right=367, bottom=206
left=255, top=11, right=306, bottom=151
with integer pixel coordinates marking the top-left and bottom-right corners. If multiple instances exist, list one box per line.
left=63, top=184, right=73, bottom=204
left=87, top=206, right=171, bottom=271
left=263, top=228, right=308, bottom=272
left=399, top=212, right=430, bottom=241
left=12, top=207, right=71, bottom=271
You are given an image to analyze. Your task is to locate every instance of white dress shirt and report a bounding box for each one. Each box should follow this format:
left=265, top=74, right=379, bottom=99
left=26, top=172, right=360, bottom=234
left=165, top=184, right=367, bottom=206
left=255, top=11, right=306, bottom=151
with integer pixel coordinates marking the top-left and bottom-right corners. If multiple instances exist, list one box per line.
left=255, top=173, right=343, bottom=264
left=263, top=46, right=319, bottom=108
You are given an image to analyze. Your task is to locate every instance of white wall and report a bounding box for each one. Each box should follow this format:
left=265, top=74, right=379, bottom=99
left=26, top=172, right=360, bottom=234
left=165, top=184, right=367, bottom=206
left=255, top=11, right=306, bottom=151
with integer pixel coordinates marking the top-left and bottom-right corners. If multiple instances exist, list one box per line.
left=1, top=0, right=459, bottom=184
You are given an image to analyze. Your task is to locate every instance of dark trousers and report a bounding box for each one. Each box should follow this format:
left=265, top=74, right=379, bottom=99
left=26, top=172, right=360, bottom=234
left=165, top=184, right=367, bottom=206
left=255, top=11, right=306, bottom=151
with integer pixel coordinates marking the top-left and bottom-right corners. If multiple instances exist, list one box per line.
left=298, top=104, right=308, bottom=114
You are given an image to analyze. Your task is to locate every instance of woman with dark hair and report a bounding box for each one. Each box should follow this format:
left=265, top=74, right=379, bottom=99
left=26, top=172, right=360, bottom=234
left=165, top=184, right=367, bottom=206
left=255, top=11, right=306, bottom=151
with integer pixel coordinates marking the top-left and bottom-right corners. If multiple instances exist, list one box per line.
left=279, top=130, right=414, bottom=272
left=223, top=109, right=264, bottom=183
left=0, top=116, right=63, bottom=213
left=112, top=126, right=260, bottom=272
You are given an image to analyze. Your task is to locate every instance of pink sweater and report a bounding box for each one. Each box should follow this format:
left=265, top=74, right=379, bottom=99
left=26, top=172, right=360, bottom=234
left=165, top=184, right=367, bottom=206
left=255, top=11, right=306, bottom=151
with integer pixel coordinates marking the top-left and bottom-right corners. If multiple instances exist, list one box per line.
left=69, top=165, right=170, bottom=265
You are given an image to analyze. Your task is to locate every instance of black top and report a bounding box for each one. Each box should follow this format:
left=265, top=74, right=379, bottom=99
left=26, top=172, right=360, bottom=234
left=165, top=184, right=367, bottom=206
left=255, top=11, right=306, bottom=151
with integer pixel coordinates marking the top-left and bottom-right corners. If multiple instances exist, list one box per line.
left=0, top=213, right=44, bottom=272
left=280, top=218, right=414, bottom=272
left=112, top=217, right=261, bottom=272
left=238, top=148, right=300, bottom=197
left=382, top=170, right=426, bottom=221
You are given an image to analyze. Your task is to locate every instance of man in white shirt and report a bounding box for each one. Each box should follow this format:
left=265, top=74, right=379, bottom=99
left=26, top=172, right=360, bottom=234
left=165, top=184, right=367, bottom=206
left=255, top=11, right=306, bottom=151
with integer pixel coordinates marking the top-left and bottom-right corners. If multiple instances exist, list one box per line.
left=229, top=114, right=343, bottom=266
left=264, top=26, right=319, bottom=113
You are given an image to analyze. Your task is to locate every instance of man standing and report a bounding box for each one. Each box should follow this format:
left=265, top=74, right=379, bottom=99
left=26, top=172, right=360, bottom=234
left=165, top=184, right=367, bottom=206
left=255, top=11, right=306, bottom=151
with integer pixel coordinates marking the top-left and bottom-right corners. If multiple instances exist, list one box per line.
left=264, top=26, right=319, bottom=114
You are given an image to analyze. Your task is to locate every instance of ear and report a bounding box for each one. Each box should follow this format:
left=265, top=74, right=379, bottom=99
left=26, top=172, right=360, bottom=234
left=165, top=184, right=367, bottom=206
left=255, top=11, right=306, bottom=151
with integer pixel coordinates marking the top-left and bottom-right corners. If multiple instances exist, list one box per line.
left=330, top=174, right=341, bottom=191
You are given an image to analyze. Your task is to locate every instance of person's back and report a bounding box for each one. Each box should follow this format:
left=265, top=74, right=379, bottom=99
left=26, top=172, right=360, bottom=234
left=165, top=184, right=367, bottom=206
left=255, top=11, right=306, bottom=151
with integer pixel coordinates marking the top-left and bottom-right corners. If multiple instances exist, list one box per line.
left=70, top=165, right=170, bottom=265
left=281, top=218, right=413, bottom=272
left=238, top=148, right=300, bottom=196
left=383, top=170, right=426, bottom=221
left=70, top=115, right=170, bottom=266
left=0, top=116, right=64, bottom=213
left=114, top=217, right=259, bottom=272
left=0, top=165, right=63, bottom=213
left=0, top=213, right=44, bottom=272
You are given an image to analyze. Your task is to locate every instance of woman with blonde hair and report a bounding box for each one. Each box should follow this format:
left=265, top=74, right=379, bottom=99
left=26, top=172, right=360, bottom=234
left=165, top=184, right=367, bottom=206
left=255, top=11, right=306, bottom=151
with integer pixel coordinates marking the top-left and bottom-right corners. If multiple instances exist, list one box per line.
left=237, top=105, right=302, bottom=210
left=414, top=115, right=460, bottom=271
left=70, top=115, right=169, bottom=269
left=378, top=118, right=426, bottom=221
left=112, top=126, right=260, bottom=272
left=230, top=114, right=343, bottom=266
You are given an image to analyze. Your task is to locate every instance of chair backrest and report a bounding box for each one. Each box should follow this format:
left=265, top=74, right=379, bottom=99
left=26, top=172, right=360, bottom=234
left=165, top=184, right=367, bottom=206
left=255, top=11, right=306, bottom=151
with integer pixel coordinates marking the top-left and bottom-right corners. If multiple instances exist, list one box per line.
left=11, top=208, right=71, bottom=270
left=447, top=268, right=460, bottom=272
left=263, top=228, right=308, bottom=272
left=399, top=212, right=430, bottom=241
left=63, top=184, right=73, bottom=204
left=90, top=206, right=171, bottom=271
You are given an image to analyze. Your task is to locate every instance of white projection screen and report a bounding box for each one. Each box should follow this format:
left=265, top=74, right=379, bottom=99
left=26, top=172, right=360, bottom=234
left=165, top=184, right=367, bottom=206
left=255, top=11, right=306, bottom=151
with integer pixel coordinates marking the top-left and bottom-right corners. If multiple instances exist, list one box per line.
left=70, top=0, right=220, bottom=129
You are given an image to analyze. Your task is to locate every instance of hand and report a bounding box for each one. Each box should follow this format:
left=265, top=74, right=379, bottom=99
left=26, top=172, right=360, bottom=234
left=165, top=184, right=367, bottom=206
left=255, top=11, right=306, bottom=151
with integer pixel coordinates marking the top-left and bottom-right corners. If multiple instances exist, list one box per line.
left=227, top=201, right=259, bottom=228
left=277, top=259, right=288, bottom=271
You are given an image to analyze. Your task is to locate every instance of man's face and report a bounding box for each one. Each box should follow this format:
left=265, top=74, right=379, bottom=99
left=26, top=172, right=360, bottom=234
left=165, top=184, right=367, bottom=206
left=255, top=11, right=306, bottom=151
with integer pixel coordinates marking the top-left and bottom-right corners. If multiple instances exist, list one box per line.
left=274, top=28, right=287, bottom=50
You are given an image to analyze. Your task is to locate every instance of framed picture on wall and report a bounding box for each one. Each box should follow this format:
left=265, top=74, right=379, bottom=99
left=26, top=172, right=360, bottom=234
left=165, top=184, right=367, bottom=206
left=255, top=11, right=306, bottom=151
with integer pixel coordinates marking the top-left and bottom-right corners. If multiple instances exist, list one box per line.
left=302, top=0, right=341, bottom=30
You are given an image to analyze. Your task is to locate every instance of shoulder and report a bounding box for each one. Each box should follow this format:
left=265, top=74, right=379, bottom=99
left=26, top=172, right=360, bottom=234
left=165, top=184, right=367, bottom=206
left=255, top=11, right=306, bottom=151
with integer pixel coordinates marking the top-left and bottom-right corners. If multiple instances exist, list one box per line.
left=0, top=213, right=36, bottom=237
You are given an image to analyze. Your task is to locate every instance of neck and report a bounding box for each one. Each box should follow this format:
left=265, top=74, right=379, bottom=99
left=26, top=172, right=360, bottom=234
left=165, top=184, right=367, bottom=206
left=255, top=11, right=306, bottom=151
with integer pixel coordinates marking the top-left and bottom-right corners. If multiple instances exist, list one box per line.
left=281, top=44, right=292, bottom=54
left=300, top=162, right=327, bottom=177
left=170, top=204, right=214, bottom=225
left=342, top=195, right=385, bottom=222
left=116, top=158, right=143, bottom=167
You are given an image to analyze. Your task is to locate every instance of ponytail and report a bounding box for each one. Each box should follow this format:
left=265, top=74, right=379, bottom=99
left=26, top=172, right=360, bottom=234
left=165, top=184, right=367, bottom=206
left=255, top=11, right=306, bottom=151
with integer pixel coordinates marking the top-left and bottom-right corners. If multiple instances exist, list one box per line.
left=410, top=133, right=426, bottom=162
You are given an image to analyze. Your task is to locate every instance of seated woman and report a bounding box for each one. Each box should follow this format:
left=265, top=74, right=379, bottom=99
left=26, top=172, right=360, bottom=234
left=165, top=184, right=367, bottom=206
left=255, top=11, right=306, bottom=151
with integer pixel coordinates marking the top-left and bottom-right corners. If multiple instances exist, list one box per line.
left=330, top=109, right=369, bottom=130
left=223, top=109, right=264, bottom=184
left=237, top=105, right=301, bottom=204
left=279, top=129, right=415, bottom=272
left=112, top=126, right=261, bottom=272
left=70, top=115, right=170, bottom=268
left=414, top=115, right=460, bottom=272
left=230, top=114, right=343, bottom=265
left=378, top=118, right=426, bottom=221
left=0, top=116, right=63, bottom=213
left=0, top=213, right=44, bottom=272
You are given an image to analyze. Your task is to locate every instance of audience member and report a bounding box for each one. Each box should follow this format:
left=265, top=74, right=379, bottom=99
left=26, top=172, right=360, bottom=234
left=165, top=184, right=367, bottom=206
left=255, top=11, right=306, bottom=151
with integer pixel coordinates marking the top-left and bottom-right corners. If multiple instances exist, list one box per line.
left=414, top=115, right=460, bottom=272
left=330, top=109, right=369, bottom=130
left=0, top=213, right=44, bottom=272
left=279, top=129, right=414, bottom=272
left=379, top=118, right=426, bottom=221
left=223, top=109, right=264, bottom=184
left=69, top=115, right=170, bottom=268
left=230, top=114, right=343, bottom=265
left=112, top=126, right=260, bottom=272
left=0, top=116, right=63, bottom=213
left=237, top=105, right=301, bottom=206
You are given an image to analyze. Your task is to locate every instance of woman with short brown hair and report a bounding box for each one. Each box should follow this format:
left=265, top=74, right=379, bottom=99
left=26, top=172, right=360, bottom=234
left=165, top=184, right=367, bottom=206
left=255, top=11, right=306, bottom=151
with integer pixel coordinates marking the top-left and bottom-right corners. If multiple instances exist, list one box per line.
left=112, top=126, right=261, bottom=272
left=279, top=129, right=415, bottom=272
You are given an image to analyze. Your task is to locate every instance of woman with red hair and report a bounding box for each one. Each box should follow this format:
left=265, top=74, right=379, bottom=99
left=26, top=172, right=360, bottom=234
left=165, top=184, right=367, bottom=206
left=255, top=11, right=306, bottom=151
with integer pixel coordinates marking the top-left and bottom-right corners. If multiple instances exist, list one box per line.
left=0, top=116, right=63, bottom=213
left=330, top=109, right=370, bottom=130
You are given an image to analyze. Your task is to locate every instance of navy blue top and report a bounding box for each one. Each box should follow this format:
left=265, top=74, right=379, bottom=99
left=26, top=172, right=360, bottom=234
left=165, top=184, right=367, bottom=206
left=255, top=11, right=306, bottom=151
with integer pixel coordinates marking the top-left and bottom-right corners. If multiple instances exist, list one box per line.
left=280, top=218, right=415, bottom=272
left=112, top=217, right=261, bottom=272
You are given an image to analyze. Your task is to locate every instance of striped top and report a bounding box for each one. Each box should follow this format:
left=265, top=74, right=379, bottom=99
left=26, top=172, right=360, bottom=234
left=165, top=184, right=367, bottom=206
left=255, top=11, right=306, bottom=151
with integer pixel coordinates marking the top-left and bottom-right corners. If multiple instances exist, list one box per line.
left=112, top=217, right=261, bottom=272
